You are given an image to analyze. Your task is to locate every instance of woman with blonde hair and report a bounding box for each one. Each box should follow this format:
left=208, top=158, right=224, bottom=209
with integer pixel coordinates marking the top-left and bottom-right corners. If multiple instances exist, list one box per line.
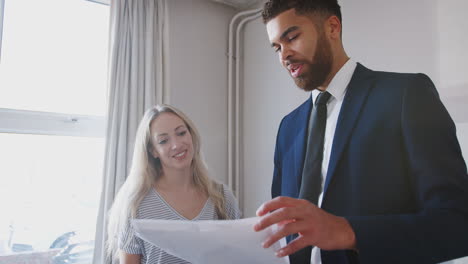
left=107, top=104, right=241, bottom=264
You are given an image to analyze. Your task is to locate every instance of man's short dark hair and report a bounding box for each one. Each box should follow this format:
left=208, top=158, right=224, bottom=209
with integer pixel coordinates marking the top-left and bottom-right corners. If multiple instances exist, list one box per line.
left=262, top=0, right=342, bottom=25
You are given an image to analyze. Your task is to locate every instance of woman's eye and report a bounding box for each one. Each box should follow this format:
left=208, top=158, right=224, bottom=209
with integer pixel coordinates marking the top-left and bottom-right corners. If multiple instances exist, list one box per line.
left=178, top=131, right=187, bottom=136
left=158, top=139, right=168, bottom=144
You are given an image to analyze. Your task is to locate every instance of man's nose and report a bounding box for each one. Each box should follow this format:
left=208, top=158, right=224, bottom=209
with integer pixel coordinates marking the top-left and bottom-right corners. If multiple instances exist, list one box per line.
left=279, top=45, right=293, bottom=62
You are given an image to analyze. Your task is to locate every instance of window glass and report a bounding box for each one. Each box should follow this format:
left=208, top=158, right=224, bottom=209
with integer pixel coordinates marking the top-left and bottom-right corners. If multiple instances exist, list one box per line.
left=0, top=0, right=109, bottom=116
left=0, top=133, right=104, bottom=251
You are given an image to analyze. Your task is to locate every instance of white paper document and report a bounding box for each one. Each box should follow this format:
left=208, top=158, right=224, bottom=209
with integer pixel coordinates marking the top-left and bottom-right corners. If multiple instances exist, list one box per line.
left=132, top=217, right=289, bottom=264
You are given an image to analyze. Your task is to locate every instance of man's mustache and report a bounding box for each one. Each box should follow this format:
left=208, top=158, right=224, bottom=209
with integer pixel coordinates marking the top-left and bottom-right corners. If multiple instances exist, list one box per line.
left=285, top=59, right=307, bottom=67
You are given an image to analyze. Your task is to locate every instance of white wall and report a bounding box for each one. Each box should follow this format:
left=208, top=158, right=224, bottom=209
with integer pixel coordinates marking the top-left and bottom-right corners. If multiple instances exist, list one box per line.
left=166, top=0, right=236, bottom=184
left=437, top=0, right=468, bottom=124
left=342, top=0, right=438, bottom=81
left=437, top=0, right=468, bottom=94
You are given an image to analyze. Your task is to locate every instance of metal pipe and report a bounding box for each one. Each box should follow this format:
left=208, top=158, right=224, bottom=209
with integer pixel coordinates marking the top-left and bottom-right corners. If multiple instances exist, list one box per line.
left=227, top=8, right=262, bottom=194
left=234, top=10, right=262, bottom=208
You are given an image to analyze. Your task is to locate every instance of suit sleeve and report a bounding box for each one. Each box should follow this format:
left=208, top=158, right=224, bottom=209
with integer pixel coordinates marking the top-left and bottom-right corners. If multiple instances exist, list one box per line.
left=346, top=74, right=468, bottom=264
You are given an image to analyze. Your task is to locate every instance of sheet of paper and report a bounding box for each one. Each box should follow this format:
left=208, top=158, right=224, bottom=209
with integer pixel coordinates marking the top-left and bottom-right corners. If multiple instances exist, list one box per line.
left=132, top=217, right=289, bottom=264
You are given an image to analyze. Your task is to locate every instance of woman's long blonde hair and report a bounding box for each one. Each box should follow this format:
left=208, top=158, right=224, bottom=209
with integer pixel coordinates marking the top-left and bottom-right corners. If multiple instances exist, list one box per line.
left=106, top=104, right=228, bottom=259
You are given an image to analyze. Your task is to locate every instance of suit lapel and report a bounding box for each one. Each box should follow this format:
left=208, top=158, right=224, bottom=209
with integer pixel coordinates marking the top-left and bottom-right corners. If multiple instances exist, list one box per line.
left=323, top=64, right=375, bottom=194
left=294, top=96, right=313, bottom=197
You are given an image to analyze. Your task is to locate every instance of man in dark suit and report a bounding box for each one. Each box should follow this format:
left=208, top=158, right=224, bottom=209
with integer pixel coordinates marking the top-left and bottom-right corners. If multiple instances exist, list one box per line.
left=253, top=0, right=468, bottom=263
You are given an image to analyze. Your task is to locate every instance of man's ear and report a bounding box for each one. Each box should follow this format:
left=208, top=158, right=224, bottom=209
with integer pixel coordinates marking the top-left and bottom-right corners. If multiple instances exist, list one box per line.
left=326, top=15, right=341, bottom=40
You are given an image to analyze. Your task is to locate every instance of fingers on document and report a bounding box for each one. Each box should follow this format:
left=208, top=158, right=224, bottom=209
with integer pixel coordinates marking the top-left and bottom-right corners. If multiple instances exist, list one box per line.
left=262, top=219, right=308, bottom=248
left=275, top=235, right=309, bottom=257
left=256, top=196, right=304, bottom=216
left=254, top=198, right=308, bottom=232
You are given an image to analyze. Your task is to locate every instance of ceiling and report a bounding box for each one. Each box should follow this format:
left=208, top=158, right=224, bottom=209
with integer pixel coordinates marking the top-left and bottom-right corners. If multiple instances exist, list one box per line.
left=211, top=0, right=264, bottom=10
left=85, top=0, right=263, bottom=10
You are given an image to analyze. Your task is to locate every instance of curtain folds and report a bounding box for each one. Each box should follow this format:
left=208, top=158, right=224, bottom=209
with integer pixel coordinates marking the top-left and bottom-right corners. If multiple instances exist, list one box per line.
left=93, top=0, right=167, bottom=263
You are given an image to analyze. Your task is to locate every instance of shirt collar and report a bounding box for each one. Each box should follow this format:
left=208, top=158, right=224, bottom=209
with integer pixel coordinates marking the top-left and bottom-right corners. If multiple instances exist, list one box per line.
left=312, top=58, right=357, bottom=103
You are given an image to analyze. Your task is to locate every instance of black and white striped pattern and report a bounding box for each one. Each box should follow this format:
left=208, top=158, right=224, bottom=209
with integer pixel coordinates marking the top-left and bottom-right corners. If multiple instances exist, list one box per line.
left=119, top=184, right=241, bottom=264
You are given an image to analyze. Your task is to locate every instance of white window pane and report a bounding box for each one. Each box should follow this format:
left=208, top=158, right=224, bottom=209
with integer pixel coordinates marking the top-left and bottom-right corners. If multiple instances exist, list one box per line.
left=0, top=0, right=109, bottom=116
left=0, top=133, right=104, bottom=254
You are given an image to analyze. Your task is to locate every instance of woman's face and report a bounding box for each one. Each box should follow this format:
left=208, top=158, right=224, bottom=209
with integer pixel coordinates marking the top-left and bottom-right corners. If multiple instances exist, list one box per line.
left=149, top=112, right=194, bottom=172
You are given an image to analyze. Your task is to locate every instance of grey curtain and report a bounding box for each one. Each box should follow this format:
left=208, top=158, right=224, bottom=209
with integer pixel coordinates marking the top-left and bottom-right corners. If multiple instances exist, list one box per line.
left=93, top=0, right=168, bottom=263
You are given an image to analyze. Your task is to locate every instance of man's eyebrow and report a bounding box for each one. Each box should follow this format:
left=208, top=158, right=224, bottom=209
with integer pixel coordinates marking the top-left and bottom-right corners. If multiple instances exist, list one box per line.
left=271, top=26, right=299, bottom=47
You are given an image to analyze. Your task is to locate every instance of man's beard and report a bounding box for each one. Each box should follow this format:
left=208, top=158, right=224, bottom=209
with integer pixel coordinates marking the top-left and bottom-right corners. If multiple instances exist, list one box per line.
left=294, top=32, right=333, bottom=91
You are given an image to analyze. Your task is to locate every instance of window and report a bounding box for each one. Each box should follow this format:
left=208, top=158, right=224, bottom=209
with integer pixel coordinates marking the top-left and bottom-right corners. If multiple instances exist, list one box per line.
left=0, top=0, right=109, bottom=262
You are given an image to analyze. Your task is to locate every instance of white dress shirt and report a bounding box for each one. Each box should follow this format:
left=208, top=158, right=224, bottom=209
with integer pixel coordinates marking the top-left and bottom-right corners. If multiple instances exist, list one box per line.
left=309, top=59, right=357, bottom=264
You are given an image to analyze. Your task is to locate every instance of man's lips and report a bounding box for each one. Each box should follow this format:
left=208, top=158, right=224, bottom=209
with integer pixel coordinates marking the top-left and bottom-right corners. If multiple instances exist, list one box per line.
left=288, top=63, right=304, bottom=78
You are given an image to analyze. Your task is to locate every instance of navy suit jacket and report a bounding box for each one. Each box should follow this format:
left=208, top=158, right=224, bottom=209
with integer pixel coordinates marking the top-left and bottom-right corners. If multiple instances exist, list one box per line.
left=272, top=63, right=468, bottom=264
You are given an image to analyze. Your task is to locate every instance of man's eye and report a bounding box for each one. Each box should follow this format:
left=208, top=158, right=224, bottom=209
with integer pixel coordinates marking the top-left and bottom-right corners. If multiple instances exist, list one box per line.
left=274, top=46, right=281, bottom=53
left=288, top=35, right=298, bottom=42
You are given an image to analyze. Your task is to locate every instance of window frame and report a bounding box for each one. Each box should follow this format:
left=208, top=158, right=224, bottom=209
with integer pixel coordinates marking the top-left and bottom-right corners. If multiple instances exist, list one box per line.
left=85, top=0, right=109, bottom=6
left=0, top=108, right=105, bottom=138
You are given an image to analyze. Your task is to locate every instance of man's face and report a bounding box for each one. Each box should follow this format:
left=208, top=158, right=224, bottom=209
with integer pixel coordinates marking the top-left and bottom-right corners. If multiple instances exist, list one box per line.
left=266, top=9, right=333, bottom=91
